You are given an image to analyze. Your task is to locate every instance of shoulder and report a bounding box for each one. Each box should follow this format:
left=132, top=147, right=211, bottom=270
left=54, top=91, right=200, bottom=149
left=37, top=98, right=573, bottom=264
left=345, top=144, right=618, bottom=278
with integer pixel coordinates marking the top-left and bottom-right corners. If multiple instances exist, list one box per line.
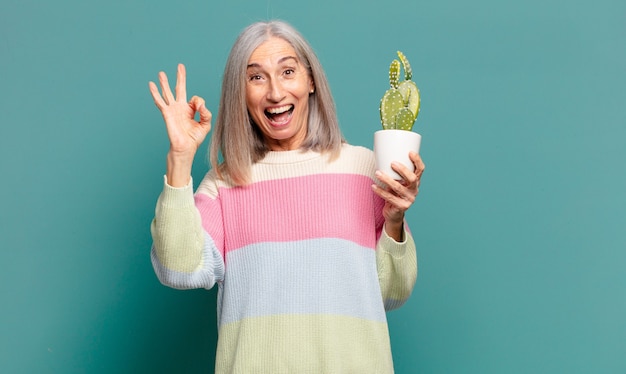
left=340, top=143, right=375, bottom=161
left=195, top=169, right=234, bottom=197
left=329, top=143, right=376, bottom=178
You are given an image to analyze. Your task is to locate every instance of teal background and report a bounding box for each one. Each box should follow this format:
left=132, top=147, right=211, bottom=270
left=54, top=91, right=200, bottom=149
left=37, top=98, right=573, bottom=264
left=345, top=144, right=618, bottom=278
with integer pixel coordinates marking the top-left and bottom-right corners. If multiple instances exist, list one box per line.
left=1, top=0, right=625, bottom=372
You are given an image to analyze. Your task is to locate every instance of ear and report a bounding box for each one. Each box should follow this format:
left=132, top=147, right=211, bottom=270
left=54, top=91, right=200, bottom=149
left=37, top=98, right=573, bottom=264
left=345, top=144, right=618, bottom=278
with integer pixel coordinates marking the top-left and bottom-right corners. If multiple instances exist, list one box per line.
left=309, top=78, right=315, bottom=94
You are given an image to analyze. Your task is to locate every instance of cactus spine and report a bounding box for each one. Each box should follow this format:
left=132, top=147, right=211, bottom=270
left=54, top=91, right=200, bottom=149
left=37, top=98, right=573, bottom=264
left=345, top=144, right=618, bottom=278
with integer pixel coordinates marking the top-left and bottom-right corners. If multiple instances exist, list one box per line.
left=379, top=51, right=420, bottom=130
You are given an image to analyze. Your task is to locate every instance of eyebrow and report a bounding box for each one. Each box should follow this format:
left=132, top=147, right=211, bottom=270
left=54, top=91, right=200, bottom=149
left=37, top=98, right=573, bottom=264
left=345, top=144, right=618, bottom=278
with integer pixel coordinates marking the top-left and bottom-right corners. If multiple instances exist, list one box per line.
left=247, top=56, right=298, bottom=69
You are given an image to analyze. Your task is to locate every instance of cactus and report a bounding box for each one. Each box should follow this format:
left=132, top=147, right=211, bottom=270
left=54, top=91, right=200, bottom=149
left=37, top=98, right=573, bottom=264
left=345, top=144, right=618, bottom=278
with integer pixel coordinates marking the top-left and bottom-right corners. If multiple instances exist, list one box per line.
left=379, top=51, right=420, bottom=130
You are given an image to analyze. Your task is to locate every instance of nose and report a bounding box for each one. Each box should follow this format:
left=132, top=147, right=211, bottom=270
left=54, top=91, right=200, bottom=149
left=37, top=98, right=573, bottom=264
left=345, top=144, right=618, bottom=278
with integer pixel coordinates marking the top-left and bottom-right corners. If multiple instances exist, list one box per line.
left=267, top=79, right=285, bottom=102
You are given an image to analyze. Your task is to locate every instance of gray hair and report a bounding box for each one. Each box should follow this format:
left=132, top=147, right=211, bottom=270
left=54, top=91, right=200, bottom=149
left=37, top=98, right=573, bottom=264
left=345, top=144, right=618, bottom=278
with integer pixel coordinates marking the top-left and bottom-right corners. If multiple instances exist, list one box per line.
left=210, top=20, right=344, bottom=186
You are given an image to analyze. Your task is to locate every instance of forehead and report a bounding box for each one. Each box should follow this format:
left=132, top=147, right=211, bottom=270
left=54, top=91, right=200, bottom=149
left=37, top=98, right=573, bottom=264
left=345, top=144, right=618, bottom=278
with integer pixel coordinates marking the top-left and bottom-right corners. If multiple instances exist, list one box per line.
left=248, top=37, right=298, bottom=66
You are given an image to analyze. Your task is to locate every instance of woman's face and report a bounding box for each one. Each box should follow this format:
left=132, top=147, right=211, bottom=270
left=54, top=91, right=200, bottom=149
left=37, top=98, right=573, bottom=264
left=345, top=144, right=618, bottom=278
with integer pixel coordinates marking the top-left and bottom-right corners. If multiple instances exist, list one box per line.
left=245, top=37, right=314, bottom=151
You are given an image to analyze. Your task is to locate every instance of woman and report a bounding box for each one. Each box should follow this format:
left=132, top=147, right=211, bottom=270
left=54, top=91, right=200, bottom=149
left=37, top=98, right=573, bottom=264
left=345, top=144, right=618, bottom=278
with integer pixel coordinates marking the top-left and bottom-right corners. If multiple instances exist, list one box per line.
left=149, top=20, right=425, bottom=373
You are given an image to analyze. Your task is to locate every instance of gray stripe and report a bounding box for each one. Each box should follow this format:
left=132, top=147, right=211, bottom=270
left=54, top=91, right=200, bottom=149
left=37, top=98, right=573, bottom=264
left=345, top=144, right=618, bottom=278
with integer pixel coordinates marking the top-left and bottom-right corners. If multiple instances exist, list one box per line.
left=151, top=232, right=225, bottom=290
left=218, top=238, right=386, bottom=325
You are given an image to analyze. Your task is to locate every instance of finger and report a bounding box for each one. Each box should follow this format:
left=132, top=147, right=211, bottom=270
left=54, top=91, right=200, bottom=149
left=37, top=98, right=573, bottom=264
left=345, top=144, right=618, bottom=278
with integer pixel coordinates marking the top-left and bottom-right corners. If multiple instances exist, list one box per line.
left=374, top=169, right=397, bottom=187
left=375, top=171, right=415, bottom=203
left=198, top=103, right=212, bottom=128
left=190, top=96, right=213, bottom=127
left=371, top=184, right=412, bottom=211
left=410, top=152, right=425, bottom=178
left=175, top=63, right=187, bottom=103
left=189, top=95, right=205, bottom=110
left=148, top=81, right=166, bottom=108
left=390, top=161, right=418, bottom=186
left=158, top=71, right=174, bottom=105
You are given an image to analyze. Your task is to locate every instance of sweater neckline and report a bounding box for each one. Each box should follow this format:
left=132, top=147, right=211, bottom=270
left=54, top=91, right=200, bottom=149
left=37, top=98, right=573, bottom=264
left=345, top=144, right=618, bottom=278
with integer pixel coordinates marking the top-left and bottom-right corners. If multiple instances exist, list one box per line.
left=259, top=148, right=323, bottom=165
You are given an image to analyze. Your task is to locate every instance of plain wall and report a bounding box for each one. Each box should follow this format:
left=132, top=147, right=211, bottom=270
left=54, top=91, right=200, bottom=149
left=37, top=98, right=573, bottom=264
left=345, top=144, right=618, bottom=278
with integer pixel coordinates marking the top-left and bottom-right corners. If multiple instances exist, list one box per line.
left=1, top=0, right=625, bottom=372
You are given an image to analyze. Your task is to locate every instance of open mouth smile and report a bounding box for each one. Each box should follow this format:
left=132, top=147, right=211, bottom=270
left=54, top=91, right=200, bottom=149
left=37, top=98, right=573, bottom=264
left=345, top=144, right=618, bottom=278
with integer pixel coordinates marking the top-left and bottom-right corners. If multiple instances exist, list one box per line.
left=264, top=104, right=294, bottom=126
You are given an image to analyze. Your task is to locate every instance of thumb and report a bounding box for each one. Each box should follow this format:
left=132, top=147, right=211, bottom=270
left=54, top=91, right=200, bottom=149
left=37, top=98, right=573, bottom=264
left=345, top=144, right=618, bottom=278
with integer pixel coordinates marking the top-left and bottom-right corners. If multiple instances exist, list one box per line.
left=198, top=102, right=212, bottom=127
left=189, top=96, right=212, bottom=128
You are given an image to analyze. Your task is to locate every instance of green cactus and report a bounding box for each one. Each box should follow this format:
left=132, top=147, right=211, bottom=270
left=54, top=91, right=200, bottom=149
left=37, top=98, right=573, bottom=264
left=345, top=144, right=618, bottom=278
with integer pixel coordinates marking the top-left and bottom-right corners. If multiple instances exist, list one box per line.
left=397, top=51, right=412, bottom=80
left=379, top=51, right=420, bottom=130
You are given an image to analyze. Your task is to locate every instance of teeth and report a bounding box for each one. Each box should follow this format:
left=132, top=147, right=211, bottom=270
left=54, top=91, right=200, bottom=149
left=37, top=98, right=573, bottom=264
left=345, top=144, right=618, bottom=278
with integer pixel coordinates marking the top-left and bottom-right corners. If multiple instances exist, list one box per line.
left=266, top=105, right=292, bottom=114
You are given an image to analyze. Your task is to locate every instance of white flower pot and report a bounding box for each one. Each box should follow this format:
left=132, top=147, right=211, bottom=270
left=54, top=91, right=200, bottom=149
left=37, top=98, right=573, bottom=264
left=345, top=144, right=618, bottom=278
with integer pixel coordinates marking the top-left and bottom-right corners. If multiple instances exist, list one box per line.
left=374, top=129, right=422, bottom=180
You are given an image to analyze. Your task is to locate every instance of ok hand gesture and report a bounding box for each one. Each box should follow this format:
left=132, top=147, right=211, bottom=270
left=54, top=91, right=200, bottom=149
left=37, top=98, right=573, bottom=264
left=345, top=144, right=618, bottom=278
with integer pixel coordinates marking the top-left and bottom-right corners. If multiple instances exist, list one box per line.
left=149, top=63, right=212, bottom=159
left=149, top=64, right=212, bottom=186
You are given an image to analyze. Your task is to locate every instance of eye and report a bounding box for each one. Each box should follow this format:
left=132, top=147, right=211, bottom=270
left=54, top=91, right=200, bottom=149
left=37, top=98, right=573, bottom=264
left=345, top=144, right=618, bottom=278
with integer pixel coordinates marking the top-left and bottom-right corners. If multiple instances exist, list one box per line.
left=284, top=68, right=295, bottom=76
left=249, top=74, right=262, bottom=81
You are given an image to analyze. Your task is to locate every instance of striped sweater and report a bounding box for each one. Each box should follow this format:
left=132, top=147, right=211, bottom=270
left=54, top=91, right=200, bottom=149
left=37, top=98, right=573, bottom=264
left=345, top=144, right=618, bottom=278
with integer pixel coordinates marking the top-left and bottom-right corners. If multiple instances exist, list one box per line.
left=150, top=144, right=417, bottom=373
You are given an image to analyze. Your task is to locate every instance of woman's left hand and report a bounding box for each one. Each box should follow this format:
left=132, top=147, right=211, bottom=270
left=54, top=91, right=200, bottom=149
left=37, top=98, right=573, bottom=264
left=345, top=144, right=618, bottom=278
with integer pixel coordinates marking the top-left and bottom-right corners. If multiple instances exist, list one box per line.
left=372, top=152, right=425, bottom=240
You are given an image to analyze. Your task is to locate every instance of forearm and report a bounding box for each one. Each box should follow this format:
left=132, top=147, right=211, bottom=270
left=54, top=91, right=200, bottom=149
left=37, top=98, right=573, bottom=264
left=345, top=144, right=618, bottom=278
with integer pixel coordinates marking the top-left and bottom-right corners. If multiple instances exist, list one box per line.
left=383, top=216, right=405, bottom=242
left=151, top=177, right=204, bottom=273
left=150, top=176, right=226, bottom=290
left=376, top=225, right=417, bottom=310
left=166, top=150, right=195, bottom=188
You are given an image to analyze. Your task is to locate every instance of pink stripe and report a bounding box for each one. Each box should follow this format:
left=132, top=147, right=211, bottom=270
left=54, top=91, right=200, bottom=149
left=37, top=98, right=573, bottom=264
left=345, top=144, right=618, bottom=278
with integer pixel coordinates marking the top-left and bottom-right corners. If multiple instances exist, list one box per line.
left=196, top=174, right=383, bottom=254
left=194, top=194, right=225, bottom=258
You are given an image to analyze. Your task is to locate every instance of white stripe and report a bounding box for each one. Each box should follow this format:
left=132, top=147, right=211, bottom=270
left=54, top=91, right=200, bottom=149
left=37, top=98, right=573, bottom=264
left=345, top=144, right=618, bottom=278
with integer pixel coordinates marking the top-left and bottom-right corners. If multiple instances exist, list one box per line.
left=196, top=144, right=376, bottom=194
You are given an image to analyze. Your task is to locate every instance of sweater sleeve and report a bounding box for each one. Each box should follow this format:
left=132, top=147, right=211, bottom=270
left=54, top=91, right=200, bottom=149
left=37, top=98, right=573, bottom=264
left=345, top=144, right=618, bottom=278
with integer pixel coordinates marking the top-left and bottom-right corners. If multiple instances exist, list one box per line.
left=376, top=222, right=418, bottom=311
left=150, top=176, right=225, bottom=290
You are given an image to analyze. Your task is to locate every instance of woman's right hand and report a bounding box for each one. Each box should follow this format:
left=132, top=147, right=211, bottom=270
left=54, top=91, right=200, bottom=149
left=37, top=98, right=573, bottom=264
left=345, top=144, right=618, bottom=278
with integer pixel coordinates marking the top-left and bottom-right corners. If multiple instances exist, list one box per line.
left=149, top=64, right=212, bottom=186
